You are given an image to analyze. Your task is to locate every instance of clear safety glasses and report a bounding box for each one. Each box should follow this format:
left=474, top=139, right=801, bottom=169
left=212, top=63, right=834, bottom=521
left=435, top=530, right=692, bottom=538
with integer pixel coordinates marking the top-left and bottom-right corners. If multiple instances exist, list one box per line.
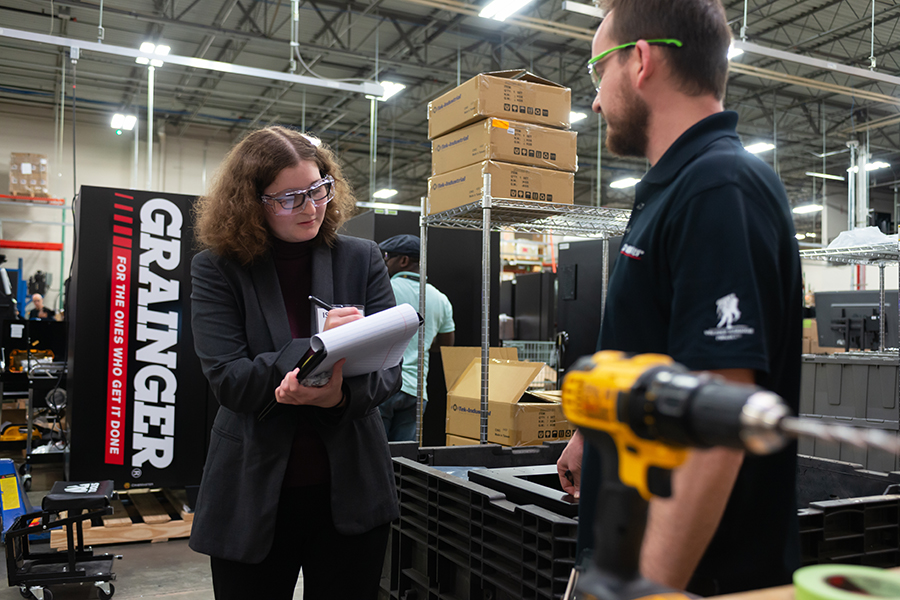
left=260, top=175, right=335, bottom=215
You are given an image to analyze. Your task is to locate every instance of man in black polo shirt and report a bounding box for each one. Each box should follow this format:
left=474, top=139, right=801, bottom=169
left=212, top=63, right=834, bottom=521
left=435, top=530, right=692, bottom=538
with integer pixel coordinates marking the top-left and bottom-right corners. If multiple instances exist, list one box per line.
left=556, top=0, right=802, bottom=595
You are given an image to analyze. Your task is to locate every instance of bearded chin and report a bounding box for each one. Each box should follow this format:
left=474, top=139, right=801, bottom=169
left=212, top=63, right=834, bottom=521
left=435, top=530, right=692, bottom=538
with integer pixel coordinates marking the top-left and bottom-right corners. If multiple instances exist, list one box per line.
left=605, top=87, right=650, bottom=159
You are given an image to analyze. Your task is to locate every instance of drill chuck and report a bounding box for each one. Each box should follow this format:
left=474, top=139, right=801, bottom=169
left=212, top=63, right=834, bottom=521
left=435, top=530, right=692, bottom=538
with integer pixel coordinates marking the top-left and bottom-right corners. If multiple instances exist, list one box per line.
left=563, top=351, right=793, bottom=456
left=627, top=366, right=790, bottom=454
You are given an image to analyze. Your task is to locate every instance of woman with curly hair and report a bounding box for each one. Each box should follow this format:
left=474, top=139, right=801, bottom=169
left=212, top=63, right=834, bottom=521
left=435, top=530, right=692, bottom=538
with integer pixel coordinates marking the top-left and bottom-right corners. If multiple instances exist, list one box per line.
left=188, top=126, right=400, bottom=599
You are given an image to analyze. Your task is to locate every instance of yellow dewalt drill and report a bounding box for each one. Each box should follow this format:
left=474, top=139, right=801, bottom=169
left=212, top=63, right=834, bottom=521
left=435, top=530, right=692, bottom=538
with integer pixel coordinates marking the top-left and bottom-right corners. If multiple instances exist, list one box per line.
left=561, top=350, right=794, bottom=600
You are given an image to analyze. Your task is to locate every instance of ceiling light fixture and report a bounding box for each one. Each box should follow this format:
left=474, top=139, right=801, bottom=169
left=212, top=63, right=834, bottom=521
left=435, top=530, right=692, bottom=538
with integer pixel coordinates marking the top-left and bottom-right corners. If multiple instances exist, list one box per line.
left=727, top=43, right=743, bottom=60
left=136, top=42, right=170, bottom=67
left=744, top=142, right=775, bottom=154
left=367, top=81, right=406, bottom=102
left=570, top=111, right=588, bottom=124
left=806, top=172, right=845, bottom=181
left=847, top=161, right=891, bottom=173
left=479, top=0, right=534, bottom=21
left=610, top=177, right=641, bottom=189
left=373, top=188, right=398, bottom=199
left=792, top=204, right=823, bottom=215
left=110, top=114, right=136, bottom=133
left=561, top=1, right=606, bottom=18
left=732, top=40, right=900, bottom=88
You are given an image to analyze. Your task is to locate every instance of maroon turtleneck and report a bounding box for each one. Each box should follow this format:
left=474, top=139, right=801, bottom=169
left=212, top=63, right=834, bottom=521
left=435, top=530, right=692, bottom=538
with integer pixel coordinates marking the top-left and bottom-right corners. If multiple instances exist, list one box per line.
left=271, top=237, right=330, bottom=488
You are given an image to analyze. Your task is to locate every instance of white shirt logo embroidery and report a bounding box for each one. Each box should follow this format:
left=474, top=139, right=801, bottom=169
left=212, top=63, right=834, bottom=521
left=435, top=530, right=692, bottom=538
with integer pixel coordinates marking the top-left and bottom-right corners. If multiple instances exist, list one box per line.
left=704, top=293, right=755, bottom=341
left=621, top=244, right=645, bottom=259
left=716, top=293, right=741, bottom=328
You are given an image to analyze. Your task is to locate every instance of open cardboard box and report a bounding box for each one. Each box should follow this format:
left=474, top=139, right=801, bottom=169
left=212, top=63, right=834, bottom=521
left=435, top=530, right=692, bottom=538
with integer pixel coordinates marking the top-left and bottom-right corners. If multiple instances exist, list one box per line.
left=442, top=347, right=574, bottom=447
left=427, top=69, right=572, bottom=139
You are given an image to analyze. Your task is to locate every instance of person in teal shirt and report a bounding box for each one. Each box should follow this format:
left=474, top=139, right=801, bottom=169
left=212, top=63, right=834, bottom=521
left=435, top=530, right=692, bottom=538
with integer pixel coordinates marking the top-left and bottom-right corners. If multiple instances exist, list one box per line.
left=378, top=234, right=455, bottom=441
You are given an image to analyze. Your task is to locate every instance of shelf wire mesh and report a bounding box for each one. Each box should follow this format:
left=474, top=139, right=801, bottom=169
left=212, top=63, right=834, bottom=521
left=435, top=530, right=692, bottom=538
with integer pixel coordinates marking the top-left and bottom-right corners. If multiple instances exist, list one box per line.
left=423, top=199, right=631, bottom=237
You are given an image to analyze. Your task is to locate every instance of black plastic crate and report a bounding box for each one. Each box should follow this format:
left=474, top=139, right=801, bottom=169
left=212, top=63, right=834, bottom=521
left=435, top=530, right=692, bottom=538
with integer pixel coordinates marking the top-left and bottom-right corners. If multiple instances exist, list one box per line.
left=469, top=465, right=577, bottom=518
left=797, top=454, right=900, bottom=506
left=381, top=444, right=900, bottom=599
left=799, top=495, right=900, bottom=566
left=382, top=455, right=577, bottom=600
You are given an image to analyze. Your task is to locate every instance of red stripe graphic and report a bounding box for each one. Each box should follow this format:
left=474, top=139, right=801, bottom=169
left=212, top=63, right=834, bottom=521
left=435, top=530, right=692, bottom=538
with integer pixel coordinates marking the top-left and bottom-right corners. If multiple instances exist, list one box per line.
left=113, top=203, right=134, bottom=211
left=105, top=242, right=132, bottom=464
left=113, top=236, right=132, bottom=249
left=113, top=225, right=132, bottom=237
left=113, top=214, right=133, bottom=224
left=114, top=193, right=135, bottom=200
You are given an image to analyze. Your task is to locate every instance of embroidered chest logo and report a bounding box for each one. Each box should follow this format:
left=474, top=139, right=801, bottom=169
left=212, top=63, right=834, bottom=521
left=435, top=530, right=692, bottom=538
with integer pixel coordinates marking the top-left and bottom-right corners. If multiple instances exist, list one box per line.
left=621, top=244, right=645, bottom=260
left=704, top=293, right=755, bottom=341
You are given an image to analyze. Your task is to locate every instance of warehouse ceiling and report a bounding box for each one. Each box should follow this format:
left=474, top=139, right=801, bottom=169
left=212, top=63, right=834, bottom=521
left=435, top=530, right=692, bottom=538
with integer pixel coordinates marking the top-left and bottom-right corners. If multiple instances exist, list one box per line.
left=1, top=0, right=900, bottom=239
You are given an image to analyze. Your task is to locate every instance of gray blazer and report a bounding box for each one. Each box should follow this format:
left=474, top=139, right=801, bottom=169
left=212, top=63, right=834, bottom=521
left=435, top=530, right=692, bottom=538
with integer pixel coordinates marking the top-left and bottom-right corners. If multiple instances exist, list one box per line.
left=188, top=235, right=401, bottom=563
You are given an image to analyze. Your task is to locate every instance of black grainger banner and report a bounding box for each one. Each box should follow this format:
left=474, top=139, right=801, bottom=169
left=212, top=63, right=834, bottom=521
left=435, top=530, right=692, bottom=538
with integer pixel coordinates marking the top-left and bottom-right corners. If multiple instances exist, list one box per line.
left=67, top=186, right=208, bottom=489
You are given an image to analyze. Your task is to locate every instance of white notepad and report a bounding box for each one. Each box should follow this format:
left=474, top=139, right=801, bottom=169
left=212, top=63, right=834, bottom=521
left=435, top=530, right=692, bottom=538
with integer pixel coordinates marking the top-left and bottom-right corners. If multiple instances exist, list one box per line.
left=306, top=302, right=421, bottom=378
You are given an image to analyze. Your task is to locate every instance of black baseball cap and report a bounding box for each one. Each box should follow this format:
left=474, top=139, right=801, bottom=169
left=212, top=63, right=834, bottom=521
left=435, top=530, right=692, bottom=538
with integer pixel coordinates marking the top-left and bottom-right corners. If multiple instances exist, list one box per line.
left=379, top=234, right=420, bottom=257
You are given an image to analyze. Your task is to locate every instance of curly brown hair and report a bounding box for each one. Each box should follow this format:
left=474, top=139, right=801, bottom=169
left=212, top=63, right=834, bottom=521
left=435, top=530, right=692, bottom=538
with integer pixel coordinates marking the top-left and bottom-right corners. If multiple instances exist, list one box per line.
left=194, top=126, right=357, bottom=264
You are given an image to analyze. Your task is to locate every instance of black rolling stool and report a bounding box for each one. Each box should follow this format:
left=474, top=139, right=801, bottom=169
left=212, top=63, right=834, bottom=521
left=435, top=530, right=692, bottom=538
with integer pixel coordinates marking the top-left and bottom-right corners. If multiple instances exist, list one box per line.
left=5, top=480, right=121, bottom=600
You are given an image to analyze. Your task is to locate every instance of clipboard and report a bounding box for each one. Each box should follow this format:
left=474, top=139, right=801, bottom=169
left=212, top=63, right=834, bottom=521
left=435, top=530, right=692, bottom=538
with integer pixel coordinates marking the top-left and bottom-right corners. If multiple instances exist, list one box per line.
left=257, top=348, right=327, bottom=421
left=257, top=303, right=422, bottom=421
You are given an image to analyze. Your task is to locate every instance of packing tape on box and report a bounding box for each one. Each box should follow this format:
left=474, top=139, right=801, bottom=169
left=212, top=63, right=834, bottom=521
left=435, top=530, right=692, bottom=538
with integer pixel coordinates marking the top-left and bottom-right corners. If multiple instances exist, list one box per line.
left=794, top=565, right=900, bottom=600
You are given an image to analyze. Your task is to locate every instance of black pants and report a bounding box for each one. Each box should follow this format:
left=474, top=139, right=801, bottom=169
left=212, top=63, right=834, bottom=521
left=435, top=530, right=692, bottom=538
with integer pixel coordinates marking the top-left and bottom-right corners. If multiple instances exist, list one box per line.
left=210, top=485, right=390, bottom=600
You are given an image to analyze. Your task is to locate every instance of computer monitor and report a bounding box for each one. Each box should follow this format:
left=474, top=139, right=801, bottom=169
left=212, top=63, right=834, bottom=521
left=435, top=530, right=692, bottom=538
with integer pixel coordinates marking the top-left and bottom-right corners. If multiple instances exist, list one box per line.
left=814, top=290, right=899, bottom=350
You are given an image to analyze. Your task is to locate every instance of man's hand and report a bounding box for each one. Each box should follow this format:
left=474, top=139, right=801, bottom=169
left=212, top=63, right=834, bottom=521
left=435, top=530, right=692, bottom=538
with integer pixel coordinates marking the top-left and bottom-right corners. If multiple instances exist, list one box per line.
left=557, top=430, right=584, bottom=498
left=275, top=358, right=346, bottom=408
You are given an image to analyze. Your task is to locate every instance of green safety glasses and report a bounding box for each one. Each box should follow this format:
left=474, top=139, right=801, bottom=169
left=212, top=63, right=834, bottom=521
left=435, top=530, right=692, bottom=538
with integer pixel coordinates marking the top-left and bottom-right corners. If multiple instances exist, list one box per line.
left=587, top=39, right=683, bottom=92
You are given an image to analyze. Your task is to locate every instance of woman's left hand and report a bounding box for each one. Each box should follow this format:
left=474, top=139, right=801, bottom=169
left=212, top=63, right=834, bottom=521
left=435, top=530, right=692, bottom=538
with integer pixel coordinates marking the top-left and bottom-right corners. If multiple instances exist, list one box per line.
left=275, top=358, right=346, bottom=408
left=323, top=306, right=363, bottom=330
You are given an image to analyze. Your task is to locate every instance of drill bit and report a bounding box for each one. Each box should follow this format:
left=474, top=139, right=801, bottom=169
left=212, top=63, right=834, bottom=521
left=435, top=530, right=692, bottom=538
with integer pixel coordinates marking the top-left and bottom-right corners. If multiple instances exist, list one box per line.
left=778, top=416, right=900, bottom=455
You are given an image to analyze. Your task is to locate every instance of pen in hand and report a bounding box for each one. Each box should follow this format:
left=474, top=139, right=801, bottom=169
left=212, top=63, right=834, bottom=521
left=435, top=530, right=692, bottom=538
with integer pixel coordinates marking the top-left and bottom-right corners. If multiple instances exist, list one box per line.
left=310, top=296, right=364, bottom=332
left=309, top=295, right=334, bottom=311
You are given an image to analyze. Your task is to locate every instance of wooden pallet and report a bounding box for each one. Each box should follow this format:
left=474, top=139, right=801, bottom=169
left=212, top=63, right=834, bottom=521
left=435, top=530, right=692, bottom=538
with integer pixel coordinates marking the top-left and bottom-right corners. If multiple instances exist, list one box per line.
left=50, top=488, right=193, bottom=550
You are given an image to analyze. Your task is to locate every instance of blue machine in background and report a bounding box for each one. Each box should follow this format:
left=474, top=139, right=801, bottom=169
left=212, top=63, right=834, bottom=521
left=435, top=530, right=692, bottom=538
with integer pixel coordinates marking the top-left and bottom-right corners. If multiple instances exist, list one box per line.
left=0, top=458, right=32, bottom=540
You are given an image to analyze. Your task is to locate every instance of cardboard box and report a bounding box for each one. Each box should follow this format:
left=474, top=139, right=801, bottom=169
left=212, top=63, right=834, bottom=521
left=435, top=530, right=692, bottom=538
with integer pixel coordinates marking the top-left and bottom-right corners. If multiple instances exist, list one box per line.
left=432, top=118, right=578, bottom=176
left=427, top=160, right=574, bottom=215
left=443, top=348, right=575, bottom=447
left=445, top=434, right=481, bottom=446
left=427, top=70, right=571, bottom=139
left=9, top=153, right=50, bottom=198
left=442, top=346, right=519, bottom=385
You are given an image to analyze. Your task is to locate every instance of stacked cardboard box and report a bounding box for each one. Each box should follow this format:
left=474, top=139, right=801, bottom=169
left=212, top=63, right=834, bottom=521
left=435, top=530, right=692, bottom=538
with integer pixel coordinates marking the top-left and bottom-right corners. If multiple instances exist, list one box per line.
left=426, top=70, right=576, bottom=214
left=441, top=347, right=574, bottom=447
left=9, top=153, right=50, bottom=198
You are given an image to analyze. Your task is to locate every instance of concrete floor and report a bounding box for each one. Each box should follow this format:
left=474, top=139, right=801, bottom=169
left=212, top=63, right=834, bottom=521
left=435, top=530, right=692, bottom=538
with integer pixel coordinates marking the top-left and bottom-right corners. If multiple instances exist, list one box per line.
left=0, top=456, right=304, bottom=599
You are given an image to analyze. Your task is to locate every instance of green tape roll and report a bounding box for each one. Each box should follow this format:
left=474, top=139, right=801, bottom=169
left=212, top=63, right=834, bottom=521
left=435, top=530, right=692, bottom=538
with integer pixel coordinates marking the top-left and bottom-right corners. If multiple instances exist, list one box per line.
left=794, top=565, right=900, bottom=600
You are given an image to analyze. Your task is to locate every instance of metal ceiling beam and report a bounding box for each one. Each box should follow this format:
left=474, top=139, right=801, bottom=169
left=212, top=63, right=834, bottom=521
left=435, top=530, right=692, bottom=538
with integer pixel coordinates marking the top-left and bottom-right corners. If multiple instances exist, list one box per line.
left=839, top=112, right=900, bottom=133
left=0, top=26, right=384, bottom=96
left=729, top=62, right=900, bottom=107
